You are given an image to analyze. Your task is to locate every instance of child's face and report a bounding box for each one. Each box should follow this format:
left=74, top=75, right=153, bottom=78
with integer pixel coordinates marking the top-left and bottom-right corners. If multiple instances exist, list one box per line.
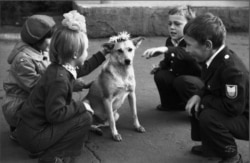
left=184, top=35, right=211, bottom=63
left=168, top=15, right=188, bottom=41
left=39, top=38, right=51, bottom=52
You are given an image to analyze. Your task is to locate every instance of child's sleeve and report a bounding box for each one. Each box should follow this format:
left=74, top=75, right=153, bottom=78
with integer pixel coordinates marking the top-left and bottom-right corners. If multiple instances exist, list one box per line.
left=13, top=57, right=42, bottom=92
left=77, top=51, right=106, bottom=77
left=160, top=46, right=201, bottom=76
left=45, top=78, right=88, bottom=123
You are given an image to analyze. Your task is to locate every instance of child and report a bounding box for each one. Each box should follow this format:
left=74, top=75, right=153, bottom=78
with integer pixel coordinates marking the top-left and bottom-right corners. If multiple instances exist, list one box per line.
left=185, top=13, right=249, bottom=163
left=142, top=5, right=203, bottom=111
left=2, top=14, right=55, bottom=140
left=14, top=10, right=109, bottom=163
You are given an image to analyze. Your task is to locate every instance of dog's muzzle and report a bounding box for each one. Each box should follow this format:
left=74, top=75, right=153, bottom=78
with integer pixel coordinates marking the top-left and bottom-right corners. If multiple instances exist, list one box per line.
left=124, top=59, right=131, bottom=65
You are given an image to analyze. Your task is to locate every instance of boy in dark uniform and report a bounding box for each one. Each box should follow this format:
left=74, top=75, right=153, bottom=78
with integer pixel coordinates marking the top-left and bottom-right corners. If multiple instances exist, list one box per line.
left=185, top=13, right=249, bottom=163
left=142, top=5, right=203, bottom=111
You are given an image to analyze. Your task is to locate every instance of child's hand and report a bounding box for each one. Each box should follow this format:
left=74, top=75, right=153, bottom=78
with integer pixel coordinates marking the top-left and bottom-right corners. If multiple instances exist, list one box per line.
left=150, top=64, right=161, bottom=75
left=185, top=95, right=201, bottom=119
left=83, top=99, right=94, bottom=115
left=73, top=79, right=92, bottom=92
left=100, top=44, right=112, bottom=56
left=142, top=46, right=168, bottom=59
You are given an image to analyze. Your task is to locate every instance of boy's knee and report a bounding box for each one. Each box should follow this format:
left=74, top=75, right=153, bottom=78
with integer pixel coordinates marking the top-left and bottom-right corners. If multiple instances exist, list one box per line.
left=173, top=76, right=187, bottom=89
left=174, top=76, right=203, bottom=93
left=154, top=70, right=164, bottom=82
left=199, top=109, right=216, bottom=129
left=154, top=70, right=173, bottom=85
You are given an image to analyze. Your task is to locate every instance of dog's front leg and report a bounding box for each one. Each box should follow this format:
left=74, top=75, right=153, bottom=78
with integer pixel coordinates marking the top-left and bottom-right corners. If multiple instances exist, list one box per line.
left=128, top=91, right=146, bottom=133
left=103, top=98, right=122, bottom=141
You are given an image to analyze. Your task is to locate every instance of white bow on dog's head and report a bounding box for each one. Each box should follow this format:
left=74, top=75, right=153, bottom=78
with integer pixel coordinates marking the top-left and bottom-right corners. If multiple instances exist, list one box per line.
left=109, top=31, right=131, bottom=43
left=103, top=31, right=145, bottom=51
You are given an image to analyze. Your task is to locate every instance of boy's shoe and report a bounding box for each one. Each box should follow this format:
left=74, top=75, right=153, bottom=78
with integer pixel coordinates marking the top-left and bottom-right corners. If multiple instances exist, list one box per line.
left=219, top=154, right=243, bottom=163
left=191, top=145, right=217, bottom=158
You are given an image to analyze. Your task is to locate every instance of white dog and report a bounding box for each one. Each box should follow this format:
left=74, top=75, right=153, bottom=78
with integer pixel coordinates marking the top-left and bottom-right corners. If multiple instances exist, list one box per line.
left=84, top=32, right=145, bottom=141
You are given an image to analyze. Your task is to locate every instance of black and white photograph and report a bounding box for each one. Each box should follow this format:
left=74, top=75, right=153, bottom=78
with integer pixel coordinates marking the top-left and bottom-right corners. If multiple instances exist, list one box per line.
left=0, top=0, right=249, bottom=163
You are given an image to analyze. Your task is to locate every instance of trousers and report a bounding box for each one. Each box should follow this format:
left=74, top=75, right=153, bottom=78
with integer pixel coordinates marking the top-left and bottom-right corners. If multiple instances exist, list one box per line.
left=190, top=109, right=249, bottom=158
left=154, top=69, right=203, bottom=109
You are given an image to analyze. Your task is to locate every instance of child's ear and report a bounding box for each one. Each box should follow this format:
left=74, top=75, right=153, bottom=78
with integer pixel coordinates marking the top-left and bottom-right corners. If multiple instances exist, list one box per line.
left=132, top=37, right=145, bottom=48
left=205, top=40, right=213, bottom=50
left=102, top=42, right=115, bottom=51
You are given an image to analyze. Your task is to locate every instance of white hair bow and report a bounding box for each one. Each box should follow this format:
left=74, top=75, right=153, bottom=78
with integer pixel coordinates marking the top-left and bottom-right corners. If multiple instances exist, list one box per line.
left=62, top=10, right=87, bottom=32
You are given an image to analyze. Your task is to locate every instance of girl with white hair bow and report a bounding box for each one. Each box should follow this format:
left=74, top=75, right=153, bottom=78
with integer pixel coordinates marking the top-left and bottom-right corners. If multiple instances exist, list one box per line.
left=14, top=10, right=110, bottom=163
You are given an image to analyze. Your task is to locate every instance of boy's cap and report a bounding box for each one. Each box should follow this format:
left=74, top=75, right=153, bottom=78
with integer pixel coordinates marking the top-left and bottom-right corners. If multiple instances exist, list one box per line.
left=21, top=15, right=55, bottom=45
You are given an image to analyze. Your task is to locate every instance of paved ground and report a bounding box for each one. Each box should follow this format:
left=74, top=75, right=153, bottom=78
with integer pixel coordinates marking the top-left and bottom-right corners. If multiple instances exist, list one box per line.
left=0, top=31, right=249, bottom=163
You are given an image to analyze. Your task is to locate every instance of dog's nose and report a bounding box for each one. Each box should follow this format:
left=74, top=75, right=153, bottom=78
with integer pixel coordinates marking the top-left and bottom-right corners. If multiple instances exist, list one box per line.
left=125, top=59, right=131, bottom=65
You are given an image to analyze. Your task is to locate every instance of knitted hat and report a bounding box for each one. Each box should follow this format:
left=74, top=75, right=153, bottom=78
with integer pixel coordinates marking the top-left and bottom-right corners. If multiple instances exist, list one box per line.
left=21, top=15, right=55, bottom=45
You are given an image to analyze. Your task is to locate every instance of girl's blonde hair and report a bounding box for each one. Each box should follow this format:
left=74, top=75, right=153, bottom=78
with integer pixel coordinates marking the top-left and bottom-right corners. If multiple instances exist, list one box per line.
left=49, top=26, right=88, bottom=64
left=49, top=10, right=88, bottom=64
left=168, top=5, right=196, bottom=21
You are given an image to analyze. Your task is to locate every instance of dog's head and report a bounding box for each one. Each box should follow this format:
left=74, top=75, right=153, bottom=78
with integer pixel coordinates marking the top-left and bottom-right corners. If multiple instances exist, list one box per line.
left=103, top=32, right=144, bottom=66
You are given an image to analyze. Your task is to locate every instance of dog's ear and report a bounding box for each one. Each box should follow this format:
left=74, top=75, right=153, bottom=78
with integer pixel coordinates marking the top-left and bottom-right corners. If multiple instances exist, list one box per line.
left=132, top=37, right=145, bottom=48
left=102, top=42, right=115, bottom=51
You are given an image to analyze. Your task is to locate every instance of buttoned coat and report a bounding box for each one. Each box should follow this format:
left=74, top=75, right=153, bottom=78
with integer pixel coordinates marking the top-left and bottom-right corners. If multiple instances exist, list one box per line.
left=159, top=37, right=201, bottom=77
left=197, top=46, right=249, bottom=118
left=16, top=52, right=106, bottom=153
left=2, top=41, right=50, bottom=127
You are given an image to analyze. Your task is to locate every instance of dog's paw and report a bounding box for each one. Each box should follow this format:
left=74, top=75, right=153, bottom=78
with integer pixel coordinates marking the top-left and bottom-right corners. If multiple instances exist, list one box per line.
left=112, top=134, right=122, bottom=142
left=135, top=126, right=146, bottom=133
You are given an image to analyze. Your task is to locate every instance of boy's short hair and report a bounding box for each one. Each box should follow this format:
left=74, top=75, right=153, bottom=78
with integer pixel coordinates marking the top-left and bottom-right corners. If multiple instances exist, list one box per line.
left=168, top=5, right=196, bottom=21
left=184, top=12, right=226, bottom=49
left=50, top=25, right=88, bottom=64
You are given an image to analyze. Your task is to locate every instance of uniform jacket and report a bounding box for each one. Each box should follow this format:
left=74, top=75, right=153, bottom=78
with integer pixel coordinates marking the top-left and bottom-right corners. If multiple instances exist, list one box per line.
left=197, top=46, right=249, bottom=118
left=159, top=37, right=201, bottom=77
left=19, top=52, right=106, bottom=130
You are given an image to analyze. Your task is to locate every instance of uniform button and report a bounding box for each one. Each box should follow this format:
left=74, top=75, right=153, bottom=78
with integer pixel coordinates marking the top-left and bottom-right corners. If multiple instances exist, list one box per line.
left=171, top=53, right=175, bottom=57
left=169, top=69, right=173, bottom=71
left=207, top=85, right=211, bottom=89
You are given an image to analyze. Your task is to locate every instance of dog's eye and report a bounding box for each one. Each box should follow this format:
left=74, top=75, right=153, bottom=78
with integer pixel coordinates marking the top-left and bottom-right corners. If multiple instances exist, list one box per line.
left=117, top=49, right=123, bottom=53
left=128, top=48, right=133, bottom=52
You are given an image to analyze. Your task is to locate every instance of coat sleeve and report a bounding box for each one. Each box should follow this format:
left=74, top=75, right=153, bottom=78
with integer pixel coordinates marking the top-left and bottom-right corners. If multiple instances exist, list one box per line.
left=77, top=51, right=106, bottom=77
left=160, top=47, right=201, bottom=76
left=45, top=78, right=87, bottom=123
left=13, top=57, right=41, bottom=92
left=201, top=65, right=248, bottom=117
